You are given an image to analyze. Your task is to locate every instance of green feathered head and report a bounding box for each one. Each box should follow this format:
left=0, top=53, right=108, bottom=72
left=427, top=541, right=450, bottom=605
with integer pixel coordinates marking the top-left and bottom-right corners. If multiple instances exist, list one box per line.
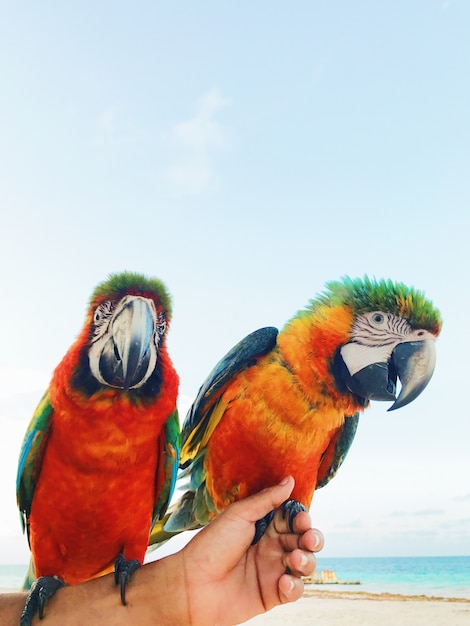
left=90, top=271, right=173, bottom=320
left=319, top=276, right=442, bottom=336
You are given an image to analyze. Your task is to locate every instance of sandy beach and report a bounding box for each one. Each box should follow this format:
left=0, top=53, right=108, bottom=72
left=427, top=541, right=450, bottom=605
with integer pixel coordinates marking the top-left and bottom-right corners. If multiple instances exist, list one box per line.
left=244, top=589, right=470, bottom=626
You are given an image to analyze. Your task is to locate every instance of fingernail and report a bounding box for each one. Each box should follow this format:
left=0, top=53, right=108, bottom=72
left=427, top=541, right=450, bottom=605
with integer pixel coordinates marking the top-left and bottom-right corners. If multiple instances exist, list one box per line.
left=279, top=476, right=290, bottom=486
left=312, top=530, right=324, bottom=551
left=300, top=553, right=308, bottom=567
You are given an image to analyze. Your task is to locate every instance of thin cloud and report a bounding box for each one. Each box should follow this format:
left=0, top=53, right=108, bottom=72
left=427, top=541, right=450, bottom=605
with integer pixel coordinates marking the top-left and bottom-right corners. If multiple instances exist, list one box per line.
left=388, top=508, right=445, bottom=517
left=454, top=493, right=470, bottom=502
left=441, top=517, right=470, bottom=529
left=410, top=508, right=445, bottom=517
left=96, top=105, right=145, bottom=146
left=99, top=106, right=121, bottom=134
left=166, top=88, right=231, bottom=195
left=331, top=518, right=364, bottom=530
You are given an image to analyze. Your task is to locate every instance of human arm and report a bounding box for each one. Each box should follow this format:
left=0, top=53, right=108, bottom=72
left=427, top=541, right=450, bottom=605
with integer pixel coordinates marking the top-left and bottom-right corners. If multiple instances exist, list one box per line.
left=0, top=476, right=323, bottom=626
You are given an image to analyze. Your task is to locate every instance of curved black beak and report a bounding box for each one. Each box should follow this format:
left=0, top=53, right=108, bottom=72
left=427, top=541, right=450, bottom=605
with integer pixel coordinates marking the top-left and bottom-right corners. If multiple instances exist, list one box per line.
left=387, top=339, right=436, bottom=411
left=343, top=361, right=397, bottom=403
left=342, top=338, right=436, bottom=410
left=99, top=298, right=156, bottom=389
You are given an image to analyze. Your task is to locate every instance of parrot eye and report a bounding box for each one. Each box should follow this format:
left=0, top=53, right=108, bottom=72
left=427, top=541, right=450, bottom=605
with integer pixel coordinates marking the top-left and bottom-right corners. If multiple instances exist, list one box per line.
left=156, top=313, right=166, bottom=338
left=93, top=301, right=114, bottom=332
left=370, top=312, right=385, bottom=325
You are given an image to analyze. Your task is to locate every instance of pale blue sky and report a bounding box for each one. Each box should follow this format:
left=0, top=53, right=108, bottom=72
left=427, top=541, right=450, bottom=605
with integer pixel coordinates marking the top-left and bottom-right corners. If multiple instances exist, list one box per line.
left=0, top=1, right=469, bottom=563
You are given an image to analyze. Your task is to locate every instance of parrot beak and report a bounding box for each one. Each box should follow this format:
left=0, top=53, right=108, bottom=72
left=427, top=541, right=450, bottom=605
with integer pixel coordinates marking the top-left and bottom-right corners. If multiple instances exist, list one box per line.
left=342, top=361, right=397, bottom=403
left=338, top=337, right=436, bottom=410
left=387, top=339, right=436, bottom=411
left=99, top=297, right=157, bottom=390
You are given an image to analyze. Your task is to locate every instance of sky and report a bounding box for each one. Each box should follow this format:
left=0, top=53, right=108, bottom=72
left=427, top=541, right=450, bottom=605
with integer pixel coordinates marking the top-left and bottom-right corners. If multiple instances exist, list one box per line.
left=0, top=1, right=469, bottom=564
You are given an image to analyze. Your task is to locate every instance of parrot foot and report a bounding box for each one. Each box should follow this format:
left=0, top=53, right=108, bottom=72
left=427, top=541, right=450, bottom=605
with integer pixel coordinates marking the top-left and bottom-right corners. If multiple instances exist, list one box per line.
left=252, top=510, right=275, bottom=544
left=114, top=554, right=141, bottom=605
left=19, top=576, right=65, bottom=626
left=251, top=500, right=308, bottom=545
left=282, top=499, right=308, bottom=532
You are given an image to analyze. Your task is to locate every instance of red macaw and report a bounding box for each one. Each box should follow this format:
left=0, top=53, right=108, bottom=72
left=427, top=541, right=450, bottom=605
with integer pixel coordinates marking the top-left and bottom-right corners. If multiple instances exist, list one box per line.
left=16, top=272, right=180, bottom=625
left=150, top=276, right=441, bottom=545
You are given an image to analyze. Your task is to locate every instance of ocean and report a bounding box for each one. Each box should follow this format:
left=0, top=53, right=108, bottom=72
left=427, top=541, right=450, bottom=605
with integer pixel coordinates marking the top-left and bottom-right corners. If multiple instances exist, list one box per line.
left=313, top=556, right=470, bottom=599
left=0, top=564, right=28, bottom=592
left=1, top=556, right=469, bottom=599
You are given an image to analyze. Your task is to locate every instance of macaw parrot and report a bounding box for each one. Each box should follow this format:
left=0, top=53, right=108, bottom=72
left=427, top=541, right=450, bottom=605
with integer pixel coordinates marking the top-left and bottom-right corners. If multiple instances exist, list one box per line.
left=150, top=276, right=441, bottom=546
left=16, top=272, right=180, bottom=626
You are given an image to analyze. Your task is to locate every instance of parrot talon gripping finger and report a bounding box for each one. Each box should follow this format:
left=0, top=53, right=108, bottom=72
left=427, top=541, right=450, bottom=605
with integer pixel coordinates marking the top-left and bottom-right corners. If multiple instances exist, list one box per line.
left=281, top=499, right=308, bottom=533
left=114, top=554, right=142, bottom=605
left=20, top=576, right=65, bottom=626
left=252, top=510, right=276, bottom=544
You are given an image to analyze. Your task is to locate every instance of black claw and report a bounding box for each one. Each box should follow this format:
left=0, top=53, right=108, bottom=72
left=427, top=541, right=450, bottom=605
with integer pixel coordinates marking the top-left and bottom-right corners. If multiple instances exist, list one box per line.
left=114, top=554, right=141, bottom=605
left=251, top=500, right=308, bottom=545
left=252, top=510, right=275, bottom=544
left=281, top=499, right=308, bottom=532
left=20, top=576, right=65, bottom=626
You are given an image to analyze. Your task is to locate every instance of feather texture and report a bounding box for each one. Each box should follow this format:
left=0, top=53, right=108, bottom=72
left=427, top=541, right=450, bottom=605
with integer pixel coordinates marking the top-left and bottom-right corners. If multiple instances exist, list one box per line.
left=150, top=276, right=441, bottom=546
left=16, top=272, right=179, bottom=586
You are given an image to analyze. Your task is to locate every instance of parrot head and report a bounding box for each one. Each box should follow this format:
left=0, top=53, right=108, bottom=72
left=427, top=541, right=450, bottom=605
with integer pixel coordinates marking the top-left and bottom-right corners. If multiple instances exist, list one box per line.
left=84, top=272, right=173, bottom=391
left=319, top=276, right=442, bottom=411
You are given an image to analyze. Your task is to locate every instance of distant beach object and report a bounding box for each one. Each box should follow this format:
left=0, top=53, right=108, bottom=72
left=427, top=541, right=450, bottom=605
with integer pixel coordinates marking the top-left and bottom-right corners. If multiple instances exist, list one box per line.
left=304, top=569, right=361, bottom=585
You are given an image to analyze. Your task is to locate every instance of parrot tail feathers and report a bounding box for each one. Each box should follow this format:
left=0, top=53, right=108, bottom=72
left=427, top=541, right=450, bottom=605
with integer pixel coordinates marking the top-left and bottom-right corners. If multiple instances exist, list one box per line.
left=147, top=512, right=176, bottom=550
left=163, top=491, right=201, bottom=533
left=148, top=491, right=202, bottom=549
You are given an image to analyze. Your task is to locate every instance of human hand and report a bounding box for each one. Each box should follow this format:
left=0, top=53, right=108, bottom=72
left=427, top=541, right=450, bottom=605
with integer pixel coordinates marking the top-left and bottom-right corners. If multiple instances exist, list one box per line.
left=0, top=477, right=323, bottom=626
left=178, top=476, right=324, bottom=625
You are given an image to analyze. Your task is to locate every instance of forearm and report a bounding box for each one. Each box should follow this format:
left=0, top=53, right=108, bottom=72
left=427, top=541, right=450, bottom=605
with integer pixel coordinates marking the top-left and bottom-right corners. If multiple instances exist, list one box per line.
left=0, top=554, right=190, bottom=626
left=0, top=480, right=321, bottom=626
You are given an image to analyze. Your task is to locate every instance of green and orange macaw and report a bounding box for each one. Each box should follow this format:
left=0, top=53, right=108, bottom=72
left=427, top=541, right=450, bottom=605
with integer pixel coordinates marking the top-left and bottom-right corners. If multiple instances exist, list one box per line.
left=150, top=276, right=441, bottom=545
left=16, top=272, right=180, bottom=626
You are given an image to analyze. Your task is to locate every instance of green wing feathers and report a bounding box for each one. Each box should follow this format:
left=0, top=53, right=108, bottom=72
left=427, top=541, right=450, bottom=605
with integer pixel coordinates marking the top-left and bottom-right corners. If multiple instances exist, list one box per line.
left=16, top=391, right=54, bottom=535
left=151, top=408, right=181, bottom=527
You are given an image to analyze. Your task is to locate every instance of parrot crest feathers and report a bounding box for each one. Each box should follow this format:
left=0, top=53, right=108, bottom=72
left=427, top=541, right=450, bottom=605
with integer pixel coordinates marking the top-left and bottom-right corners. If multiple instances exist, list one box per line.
left=311, top=275, right=442, bottom=336
left=90, top=272, right=173, bottom=322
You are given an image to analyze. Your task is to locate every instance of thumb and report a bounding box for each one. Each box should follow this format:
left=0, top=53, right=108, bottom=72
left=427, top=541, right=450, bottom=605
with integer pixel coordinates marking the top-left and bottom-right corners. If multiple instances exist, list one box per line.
left=231, top=476, right=295, bottom=526
left=185, top=477, right=295, bottom=573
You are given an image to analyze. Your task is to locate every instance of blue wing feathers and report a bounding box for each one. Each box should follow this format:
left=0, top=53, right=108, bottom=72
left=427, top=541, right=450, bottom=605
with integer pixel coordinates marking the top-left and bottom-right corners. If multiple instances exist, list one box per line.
left=181, top=326, right=278, bottom=454
left=16, top=392, right=53, bottom=528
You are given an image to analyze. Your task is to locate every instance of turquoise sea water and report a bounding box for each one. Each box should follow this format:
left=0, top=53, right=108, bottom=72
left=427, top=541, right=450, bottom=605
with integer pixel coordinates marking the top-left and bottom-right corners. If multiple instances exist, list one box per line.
left=313, top=556, right=470, bottom=599
left=2, top=556, right=469, bottom=599
left=0, top=564, right=28, bottom=592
